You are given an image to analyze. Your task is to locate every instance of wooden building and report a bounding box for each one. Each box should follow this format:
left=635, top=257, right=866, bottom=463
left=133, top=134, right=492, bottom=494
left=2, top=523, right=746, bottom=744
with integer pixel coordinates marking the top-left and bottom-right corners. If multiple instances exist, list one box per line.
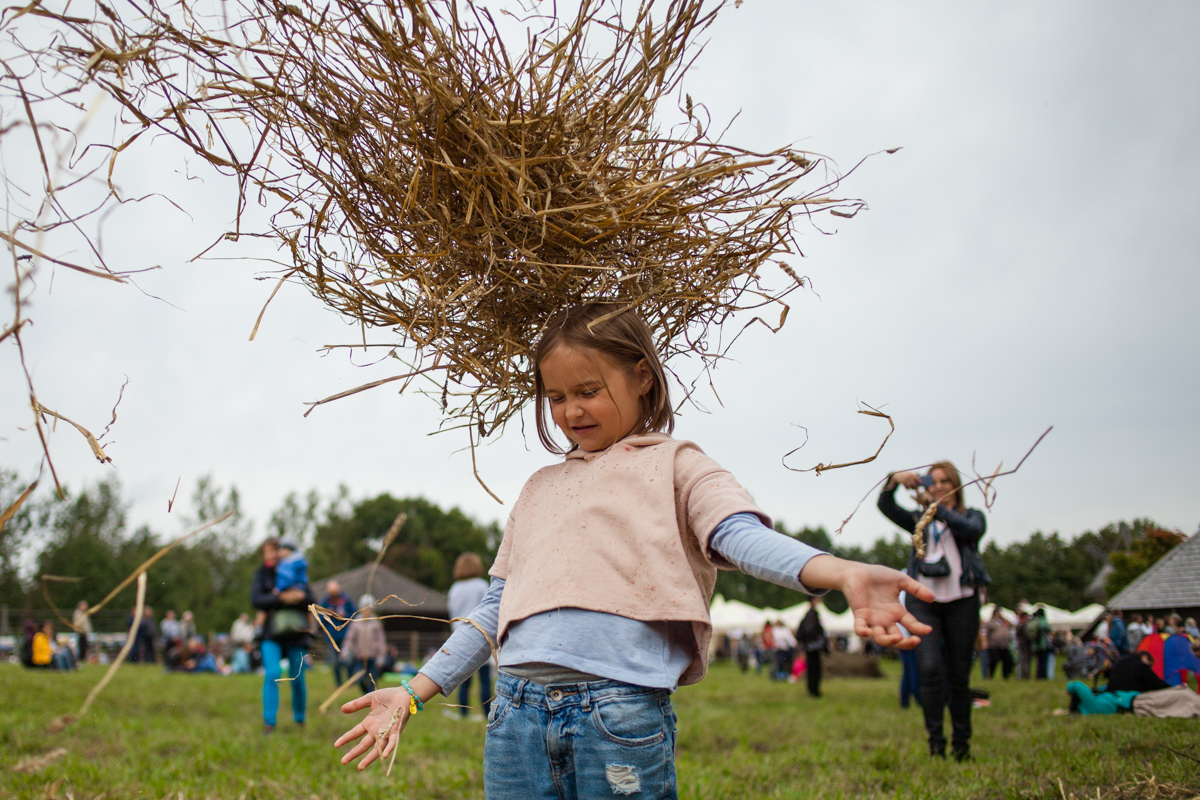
left=312, top=563, right=450, bottom=662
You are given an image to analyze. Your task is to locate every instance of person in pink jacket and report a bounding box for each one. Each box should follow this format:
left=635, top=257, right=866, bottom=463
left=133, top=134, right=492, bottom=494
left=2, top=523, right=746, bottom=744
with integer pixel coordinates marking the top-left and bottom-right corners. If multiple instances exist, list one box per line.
left=345, top=595, right=388, bottom=695
left=336, top=304, right=935, bottom=797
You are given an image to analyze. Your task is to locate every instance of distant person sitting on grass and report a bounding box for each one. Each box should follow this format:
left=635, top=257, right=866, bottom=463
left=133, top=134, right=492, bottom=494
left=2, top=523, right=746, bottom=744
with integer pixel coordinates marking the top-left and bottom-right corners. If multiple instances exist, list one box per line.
left=181, top=637, right=219, bottom=673
left=332, top=304, right=934, bottom=794
left=1068, top=681, right=1137, bottom=715
left=231, top=642, right=254, bottom=674
left=31, top=621, right=75, bottom=671
left=1105, top=651, right=1169, bottom=694
left=1062, top=635, right=1088, bottom=680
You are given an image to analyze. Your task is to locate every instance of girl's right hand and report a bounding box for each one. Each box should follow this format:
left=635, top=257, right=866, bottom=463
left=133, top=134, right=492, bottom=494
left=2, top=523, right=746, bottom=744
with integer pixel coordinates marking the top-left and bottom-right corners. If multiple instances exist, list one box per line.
left=888, top=471, right=922, bottom=491
left=335, top=687, right=410, bottom=770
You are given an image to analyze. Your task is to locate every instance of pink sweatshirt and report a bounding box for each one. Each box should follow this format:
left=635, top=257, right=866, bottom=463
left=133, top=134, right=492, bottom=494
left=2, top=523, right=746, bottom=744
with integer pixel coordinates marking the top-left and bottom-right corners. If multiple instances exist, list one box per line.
left=490, top=432, right=766, bottom=685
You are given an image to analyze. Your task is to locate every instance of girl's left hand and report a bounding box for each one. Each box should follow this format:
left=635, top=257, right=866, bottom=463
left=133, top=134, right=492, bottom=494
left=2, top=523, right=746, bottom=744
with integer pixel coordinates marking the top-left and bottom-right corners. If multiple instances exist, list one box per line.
left=800, top=556, right=935, bottom=649
left=840, top=564, right=934, bottom=648
left=335, top=687, right=410, bottom=770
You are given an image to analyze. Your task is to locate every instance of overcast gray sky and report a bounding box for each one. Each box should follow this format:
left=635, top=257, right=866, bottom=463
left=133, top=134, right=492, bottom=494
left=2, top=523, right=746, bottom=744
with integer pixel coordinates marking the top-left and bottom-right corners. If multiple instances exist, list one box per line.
left=3, top=1, right=1198, bottom=558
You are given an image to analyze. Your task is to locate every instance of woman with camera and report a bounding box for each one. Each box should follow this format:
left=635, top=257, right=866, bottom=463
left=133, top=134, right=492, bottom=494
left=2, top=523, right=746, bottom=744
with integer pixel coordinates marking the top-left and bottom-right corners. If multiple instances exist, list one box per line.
left=879, top=462, right=989, bottom=762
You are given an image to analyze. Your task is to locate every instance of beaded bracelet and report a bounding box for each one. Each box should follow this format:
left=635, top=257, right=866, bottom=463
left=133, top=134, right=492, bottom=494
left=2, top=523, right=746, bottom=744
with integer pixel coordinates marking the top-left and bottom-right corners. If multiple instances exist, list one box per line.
left=399, top=679, right=424, bottom=714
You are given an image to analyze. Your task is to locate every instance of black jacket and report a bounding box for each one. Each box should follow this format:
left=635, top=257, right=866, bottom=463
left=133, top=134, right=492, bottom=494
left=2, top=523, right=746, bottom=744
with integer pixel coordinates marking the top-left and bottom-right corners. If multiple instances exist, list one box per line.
left=797, top=608, right=828, bottom=653
left=251, top=563, right=315, bottom=645
left=1105, top=653, right=1170, bottom=693
left=877, top=484, right=991, bottom=588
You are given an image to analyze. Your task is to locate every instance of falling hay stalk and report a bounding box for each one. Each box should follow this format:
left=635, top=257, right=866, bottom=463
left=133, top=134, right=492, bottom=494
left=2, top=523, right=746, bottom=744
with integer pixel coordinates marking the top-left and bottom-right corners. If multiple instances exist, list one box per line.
left=366, top=511, right=408, bottom=597
left=2, top=0, right=878, bottom=493
left=834, top=427, right=1054, bottom=537
left=75, top=571, right=146, bottom=720
left=311, top=594, right=499, bottom=770
left=0, top=478, right=38, bottom=531
left=782, top=405, right=894, bottom=475
left=33, top=403, right=112, bottom=463
left=37, top=510, right=237, bottom=732
left=318, top=668, right=368, bottom=714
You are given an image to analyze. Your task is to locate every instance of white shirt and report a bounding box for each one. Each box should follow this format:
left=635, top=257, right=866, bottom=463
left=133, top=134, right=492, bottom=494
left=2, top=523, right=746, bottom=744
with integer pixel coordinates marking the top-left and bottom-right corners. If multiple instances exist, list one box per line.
left=772, top=624, right=797, bottom=650
left=447, top=577, right=490, bottom=632
left=916, top=520, right=973, bottom=603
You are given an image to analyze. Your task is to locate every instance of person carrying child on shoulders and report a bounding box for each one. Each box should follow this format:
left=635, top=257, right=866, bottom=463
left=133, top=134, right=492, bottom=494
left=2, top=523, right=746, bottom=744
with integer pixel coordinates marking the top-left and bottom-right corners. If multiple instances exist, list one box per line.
left=335, top=304, right=934, bottom=797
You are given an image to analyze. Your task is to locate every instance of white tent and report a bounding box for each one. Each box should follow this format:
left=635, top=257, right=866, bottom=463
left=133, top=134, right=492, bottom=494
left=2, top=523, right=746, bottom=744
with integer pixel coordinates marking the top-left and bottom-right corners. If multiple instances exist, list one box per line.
left=979, top=603, right=1019, bottom=625
left=1017, top=602, right=1107, bottom=631
left=709, top=596, right=857, bottom=637
left=708, top=596, right=771, bottom=634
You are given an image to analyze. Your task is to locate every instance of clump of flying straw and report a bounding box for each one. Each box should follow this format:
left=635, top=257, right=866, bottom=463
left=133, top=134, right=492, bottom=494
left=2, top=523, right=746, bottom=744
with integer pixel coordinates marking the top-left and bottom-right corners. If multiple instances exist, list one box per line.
left=4, top=0, right=884, bottom=498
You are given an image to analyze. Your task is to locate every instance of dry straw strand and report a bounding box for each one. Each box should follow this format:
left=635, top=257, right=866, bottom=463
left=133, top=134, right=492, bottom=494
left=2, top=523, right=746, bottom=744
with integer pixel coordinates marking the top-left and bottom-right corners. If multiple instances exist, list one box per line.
left=12, top=748, right=68, bottom=775
left=76, top=571, right=146, bottom=721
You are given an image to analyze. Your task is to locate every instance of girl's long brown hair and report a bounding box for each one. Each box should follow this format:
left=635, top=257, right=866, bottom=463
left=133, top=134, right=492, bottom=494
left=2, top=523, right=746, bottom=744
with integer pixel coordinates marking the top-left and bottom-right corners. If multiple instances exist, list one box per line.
left=533, top=303, right=673, bottom=454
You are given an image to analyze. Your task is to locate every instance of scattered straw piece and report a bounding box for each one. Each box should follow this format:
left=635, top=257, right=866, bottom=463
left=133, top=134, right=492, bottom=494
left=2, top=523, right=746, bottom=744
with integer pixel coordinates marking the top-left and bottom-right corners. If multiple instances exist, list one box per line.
left=318, top=669, right=367, bottom=714
left=33, top=403, right=112, bottom=464
left=45, top=714, right=77, bottom=733
left=366, top=512, right=408, bottom=597
left=782, top=405, right=894, bottom=476
left=12, top=748, right=68, bottom=774
left=74, top=571, right=146, bottom=722
left=0, top=479, right=38, bottom=532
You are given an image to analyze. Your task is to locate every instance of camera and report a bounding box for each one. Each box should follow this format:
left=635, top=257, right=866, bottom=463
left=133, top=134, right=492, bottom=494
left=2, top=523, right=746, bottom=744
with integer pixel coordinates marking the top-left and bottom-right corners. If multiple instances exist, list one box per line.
left=919, top=474, right=934, bottom=488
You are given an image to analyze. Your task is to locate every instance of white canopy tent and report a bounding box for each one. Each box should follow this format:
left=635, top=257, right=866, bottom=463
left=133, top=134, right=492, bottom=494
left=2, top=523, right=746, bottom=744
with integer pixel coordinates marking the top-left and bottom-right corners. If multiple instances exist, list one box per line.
left=979, top=603, right=1019, bottom=625
left=1017, top=602, right=1106, bottom=632
left=709, top=595, right=857, bottom=637
left=712, top=597, right=1105, bottom=640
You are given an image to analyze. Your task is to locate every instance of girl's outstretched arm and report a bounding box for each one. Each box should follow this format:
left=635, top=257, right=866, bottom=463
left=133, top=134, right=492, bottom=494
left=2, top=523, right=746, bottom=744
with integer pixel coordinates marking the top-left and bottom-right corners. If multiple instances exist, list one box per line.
left=799, top=556, right=935, bottom=648
left=335, top=673, right=441, bottom=770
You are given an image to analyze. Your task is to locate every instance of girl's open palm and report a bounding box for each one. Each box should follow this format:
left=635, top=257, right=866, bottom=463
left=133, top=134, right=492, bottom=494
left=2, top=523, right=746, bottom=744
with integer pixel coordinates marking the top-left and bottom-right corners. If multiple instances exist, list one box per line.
left=335, top=687, right=410, bottom=770
left=841, top=564, right=935, bottom=648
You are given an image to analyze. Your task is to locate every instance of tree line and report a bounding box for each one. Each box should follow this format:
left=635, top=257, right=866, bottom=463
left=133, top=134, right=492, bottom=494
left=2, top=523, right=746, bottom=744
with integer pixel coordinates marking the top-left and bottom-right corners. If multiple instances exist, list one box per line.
left=0, top=468, right=1185, bottom=631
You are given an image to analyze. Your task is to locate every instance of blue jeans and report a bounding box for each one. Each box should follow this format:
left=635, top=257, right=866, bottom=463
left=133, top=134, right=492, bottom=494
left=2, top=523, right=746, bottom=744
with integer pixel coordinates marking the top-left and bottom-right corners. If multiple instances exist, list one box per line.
left=900, top=648, right=921, bottom=708
left=484, top=673, right=678, bottom=799
left=328, top=644, right=351, bottom=686
left=261, top=639, right=307, bottom=726
left=354, top=658, right=381, bottom=694
left=458, top=662, right=493, bottom=717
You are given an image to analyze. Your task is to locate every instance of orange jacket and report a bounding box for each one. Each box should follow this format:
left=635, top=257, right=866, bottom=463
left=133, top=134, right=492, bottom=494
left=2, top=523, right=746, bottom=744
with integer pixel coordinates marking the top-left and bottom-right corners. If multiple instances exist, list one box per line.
left=32, top=632, right=52, bottom=666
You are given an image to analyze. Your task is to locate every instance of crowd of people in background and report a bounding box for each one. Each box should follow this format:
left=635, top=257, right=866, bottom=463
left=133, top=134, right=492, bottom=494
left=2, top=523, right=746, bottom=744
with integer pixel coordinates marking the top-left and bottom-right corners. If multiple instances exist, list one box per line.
left=971, top=607, right=1200, bottom=690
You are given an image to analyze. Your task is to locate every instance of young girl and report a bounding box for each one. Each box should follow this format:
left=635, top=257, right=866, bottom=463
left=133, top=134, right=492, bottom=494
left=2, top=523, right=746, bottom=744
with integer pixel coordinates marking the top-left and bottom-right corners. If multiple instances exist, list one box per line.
left=336, top=304, right=935, bottom=797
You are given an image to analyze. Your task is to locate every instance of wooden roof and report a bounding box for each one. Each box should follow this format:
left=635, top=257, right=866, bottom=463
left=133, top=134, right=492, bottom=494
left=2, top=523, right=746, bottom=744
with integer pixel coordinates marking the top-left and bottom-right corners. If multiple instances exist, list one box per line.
left=1108, top=532, right=1200, bottom=611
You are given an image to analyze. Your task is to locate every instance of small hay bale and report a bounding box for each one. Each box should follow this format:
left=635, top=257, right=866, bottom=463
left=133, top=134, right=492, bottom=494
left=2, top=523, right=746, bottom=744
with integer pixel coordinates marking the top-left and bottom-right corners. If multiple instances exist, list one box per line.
left=45, top=714, right=77, bottom=733
left=823, top=651, right=884, bottom=679
left=15, top=0, right=869, bottom=444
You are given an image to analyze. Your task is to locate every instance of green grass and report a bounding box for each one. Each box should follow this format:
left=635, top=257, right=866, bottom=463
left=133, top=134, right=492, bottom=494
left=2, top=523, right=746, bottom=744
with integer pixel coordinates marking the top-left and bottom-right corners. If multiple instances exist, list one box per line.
left=1, top=661, right=1196, bottom=799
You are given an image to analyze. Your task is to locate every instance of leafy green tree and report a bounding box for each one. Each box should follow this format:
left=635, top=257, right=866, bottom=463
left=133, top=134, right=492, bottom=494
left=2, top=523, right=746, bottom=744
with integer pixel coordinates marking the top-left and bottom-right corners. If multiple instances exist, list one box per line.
left=0, top=469, right=40, bottom=613
left=1106, top=526, right=1186, bottom=598
left=268, top=490, right=321, bottom=549
left=980, top=532, right=1095, bottom=610
left=308, top=493, right=501, bottom=593
left=34, top=476, right=133, bottom=620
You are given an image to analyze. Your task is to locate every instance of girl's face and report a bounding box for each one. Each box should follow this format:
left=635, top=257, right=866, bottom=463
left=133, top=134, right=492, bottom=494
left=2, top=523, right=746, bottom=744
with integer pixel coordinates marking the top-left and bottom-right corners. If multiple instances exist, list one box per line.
left=929, top=468, right=957, bottom=507
left=540, top=344, right=652, bottom=452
